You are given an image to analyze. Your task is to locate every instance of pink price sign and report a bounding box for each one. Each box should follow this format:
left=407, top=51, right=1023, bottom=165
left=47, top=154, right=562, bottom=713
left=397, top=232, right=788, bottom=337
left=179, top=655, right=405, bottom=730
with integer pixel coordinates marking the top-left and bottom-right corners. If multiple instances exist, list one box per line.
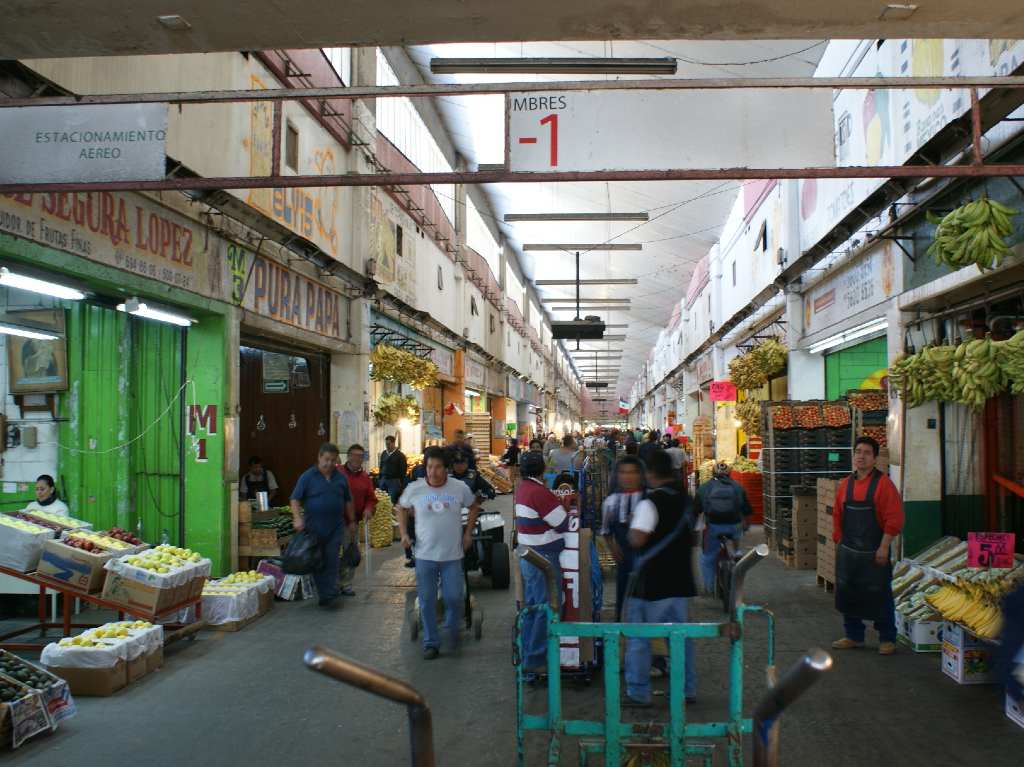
left=967, top=532, right=1016, bottom=569
left=709, top=380, right=738, bottom=402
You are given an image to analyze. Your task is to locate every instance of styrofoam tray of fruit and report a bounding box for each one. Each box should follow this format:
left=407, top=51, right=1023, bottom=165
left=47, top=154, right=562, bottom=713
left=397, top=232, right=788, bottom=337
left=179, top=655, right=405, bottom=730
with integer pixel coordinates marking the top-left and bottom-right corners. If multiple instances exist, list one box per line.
left=20, top=509, right=91, bottom=530
left=60, top=530, right=147, bottom=556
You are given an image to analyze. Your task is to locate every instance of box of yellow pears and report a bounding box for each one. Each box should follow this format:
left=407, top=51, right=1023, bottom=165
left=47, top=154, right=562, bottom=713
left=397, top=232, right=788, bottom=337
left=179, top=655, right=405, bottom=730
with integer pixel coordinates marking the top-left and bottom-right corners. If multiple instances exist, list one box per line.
left=41, top=620, right=163, bottom=697
left=201, top=571, right=276, bottom=630
left=102, top=545, right=212, bottom=618
left=0, top=514, right=54, bottom=572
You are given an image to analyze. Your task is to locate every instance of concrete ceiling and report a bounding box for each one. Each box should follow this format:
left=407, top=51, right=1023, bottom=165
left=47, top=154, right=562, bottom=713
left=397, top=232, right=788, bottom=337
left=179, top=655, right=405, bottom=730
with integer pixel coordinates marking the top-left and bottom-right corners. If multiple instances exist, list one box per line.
left=3, top=1, right=1024, bottom=58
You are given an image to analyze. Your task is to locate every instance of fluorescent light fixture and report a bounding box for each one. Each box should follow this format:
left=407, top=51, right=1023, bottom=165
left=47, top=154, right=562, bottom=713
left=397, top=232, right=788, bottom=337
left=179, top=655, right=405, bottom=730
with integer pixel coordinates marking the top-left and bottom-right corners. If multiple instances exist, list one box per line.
left=430, top=57, right=677, bottom=75
left=0, top=267, right=85, bottom=300
left=807, top=318, right=888, bottom=354
left=549, top=306, right=630, bottom=312
left=0, top=323, right=58, bottom=340
left=535, top=279, right=639, bottom=286
left=116, top=298, right=195, bottom=327
left=465, top=389, right=481, bottom=397
left=524, top=244, right=642, bottom=252
left=543, top=298, right=631, bottom=304
left=505, top=213, right=649, bottom=223
left=156, top=14, right=192, bottom=30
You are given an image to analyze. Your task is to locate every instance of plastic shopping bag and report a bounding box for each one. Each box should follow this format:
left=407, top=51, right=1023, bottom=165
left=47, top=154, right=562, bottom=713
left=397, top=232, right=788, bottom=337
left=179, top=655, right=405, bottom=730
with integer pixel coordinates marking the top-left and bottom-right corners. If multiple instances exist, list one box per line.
left=282, top=530, right=322, bottom=575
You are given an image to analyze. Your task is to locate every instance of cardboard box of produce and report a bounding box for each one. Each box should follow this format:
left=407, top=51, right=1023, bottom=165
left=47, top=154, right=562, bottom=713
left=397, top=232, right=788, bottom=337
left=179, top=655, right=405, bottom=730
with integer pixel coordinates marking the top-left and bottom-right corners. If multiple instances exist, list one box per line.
left=101, top=572, right=181, bottom=617
left=792, top=494, right=817, bottom=541
left=257, top=587, right=274, bottom=615
left=817, top=478, right=838, bottom=505
left=942, top=622, right=995, bottom=684
left=898, top=618, right=943, bottom=653
left=126, top=654, right=148, bottom=684
left=146, top=647, right=164, bottom=674
left=37, top=539, right=112, bottom=593
left=45, top=660, right=127, bottom=697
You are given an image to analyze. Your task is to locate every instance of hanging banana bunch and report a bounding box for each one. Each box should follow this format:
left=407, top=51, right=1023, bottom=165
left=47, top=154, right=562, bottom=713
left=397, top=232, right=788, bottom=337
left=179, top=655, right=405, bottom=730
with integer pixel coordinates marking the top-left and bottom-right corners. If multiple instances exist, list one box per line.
left=727, top=338, right=788, bottom=392
left=373, top=393, right=421, bottom=426
left=925, top=197, right=1017, bottom=271
left=371, top=344, right=440, bottom=389
left=951, top=334, right=1006, bottom=409
left=996, top=329, right=1024, bottom=394
left=736, top=399, right=763, bottom=435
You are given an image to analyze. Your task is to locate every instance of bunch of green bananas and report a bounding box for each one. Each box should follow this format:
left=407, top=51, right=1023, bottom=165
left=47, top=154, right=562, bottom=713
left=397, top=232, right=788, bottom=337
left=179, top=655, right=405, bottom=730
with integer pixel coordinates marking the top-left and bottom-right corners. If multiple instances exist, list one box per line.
left=952, top=335, right=1006, bottom=409
left=735, top=399, right=763, bottom=435
left=925, top=197, right=1017, bottom=271
left=886, top=352, right=930, bottom=408
left=917, top=344, right=960, bottom=402
left=370, top=344, right=439, bottom=390
left=727, top=338, right=788, bottom=392
left=996, top=329, right=1024, bottom=394
left=373, top=393, right=421, bottom=426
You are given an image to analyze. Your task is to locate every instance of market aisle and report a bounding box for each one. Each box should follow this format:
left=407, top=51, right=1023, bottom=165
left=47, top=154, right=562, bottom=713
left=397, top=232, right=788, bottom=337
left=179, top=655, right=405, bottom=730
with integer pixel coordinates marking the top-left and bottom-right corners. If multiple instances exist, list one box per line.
left=7, top=494, right=521, bottom=767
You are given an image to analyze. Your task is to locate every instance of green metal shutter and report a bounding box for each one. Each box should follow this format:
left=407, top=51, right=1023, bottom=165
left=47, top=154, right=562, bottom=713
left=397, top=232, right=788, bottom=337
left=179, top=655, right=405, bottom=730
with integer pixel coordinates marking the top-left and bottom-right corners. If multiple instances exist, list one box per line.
left=824, top=336, right=888, bottom=400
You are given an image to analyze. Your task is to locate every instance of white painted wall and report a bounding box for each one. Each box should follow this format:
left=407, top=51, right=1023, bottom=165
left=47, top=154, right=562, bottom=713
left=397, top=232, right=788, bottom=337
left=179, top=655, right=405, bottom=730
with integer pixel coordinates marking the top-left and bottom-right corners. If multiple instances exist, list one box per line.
left=0, top=335, right=60, bottom=491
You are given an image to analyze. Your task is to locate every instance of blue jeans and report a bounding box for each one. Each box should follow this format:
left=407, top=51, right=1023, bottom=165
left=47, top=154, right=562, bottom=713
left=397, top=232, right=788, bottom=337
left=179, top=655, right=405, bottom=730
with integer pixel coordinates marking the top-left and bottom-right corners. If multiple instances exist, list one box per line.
left=625, top=596, right=697, bottom=702
left=311, top=523, right=344, bottom=603
left=415, top=559, right=464, bottom=651
left=382, top=478, right=404, bottom=505
left=843, top=584, right=897, bottom=643
left=701, top=522, right=744, bottom=593
left=519, top=548, right=563, bottom=672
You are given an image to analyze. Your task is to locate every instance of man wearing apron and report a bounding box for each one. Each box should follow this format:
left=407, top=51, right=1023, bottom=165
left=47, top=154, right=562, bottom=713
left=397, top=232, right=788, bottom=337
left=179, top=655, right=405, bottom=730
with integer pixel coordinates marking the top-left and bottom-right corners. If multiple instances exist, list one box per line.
left=831, top=436, right=904, bottom=655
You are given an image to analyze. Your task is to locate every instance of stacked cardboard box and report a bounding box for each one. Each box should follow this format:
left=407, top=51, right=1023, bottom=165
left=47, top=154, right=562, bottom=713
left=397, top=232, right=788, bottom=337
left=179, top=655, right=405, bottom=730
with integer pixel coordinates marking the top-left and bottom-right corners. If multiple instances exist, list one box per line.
left=942, top=621, right=996, bottom=685
left=816, top=479, right=838, bottom=583
left=787, top=492, right=817, bottom=569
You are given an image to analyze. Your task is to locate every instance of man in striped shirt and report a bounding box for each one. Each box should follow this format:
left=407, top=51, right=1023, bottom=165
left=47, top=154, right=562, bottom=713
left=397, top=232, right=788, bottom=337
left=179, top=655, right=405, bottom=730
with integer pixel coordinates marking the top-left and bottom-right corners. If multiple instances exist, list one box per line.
left=516, top=450, right=572, bottom=680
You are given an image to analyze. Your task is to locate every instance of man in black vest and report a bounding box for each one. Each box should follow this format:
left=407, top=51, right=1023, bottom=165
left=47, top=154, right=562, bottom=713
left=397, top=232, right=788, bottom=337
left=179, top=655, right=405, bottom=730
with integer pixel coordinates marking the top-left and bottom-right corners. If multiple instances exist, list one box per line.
left=379, top=435, right=411, bottom=565
left=624, top=449, right=698, bottom=707
left=694, top=461, right=752, bottom=594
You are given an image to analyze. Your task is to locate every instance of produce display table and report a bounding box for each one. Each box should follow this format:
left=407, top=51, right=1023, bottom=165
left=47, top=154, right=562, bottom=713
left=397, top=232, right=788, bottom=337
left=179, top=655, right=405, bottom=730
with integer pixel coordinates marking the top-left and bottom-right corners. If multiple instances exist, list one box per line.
left=0, top=564, right=203, bottom=652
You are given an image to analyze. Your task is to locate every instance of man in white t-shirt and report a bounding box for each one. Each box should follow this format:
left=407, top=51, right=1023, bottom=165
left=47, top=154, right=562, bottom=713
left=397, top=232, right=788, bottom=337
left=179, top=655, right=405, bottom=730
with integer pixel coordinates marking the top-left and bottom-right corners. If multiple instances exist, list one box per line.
left=397, top=446, right=480, bottom=659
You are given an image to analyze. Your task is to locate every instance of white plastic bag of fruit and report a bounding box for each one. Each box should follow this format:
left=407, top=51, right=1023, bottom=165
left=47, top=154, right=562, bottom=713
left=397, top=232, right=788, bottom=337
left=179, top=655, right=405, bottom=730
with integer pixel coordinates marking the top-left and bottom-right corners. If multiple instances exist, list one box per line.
left=0, top=515, right=55, bottom=572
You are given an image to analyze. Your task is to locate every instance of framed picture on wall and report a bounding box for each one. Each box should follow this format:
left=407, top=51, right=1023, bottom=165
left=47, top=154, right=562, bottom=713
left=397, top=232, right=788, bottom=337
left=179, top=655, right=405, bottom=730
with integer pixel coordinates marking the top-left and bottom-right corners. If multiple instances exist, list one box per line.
left=5, top=310, right=68, bottom=393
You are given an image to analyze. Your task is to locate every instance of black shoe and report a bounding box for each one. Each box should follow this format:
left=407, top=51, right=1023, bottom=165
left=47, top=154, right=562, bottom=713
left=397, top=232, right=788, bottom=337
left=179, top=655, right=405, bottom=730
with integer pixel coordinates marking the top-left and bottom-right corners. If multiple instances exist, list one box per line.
left=621, top=695, right=652, bottom=708
left=423, top=647, right=439, bottom=660
left=318, top=597, right=340, bottom=609
left=404, top=558, right=416, bottom=568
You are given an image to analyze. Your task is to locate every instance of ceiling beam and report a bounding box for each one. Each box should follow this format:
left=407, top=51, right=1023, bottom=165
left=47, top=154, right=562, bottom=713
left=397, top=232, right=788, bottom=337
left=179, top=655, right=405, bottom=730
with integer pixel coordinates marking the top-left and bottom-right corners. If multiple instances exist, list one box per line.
left=524, top=244, right=642, bottom=252
left=8, top=77, right=1024, bottom=109
left=549, top=306, right=631, bottom=312
left=507, top=213, right=649, bottom=223
left=431, top=57, right=678, bottom=76
left=542, top=298, right=631, bottom=304
left=534, top=279, right=639, bottom=286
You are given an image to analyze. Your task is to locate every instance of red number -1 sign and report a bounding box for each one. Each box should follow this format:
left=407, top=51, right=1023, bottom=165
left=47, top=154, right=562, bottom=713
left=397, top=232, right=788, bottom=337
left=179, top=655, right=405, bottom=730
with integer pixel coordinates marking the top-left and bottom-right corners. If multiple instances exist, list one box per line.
left=539, top=113, right=558, bottom=167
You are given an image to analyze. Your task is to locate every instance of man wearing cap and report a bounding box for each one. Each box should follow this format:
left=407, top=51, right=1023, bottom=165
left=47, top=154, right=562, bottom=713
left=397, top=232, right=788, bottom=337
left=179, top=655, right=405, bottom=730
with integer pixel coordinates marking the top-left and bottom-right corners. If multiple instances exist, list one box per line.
left=515, top=450, right=572, bottom=682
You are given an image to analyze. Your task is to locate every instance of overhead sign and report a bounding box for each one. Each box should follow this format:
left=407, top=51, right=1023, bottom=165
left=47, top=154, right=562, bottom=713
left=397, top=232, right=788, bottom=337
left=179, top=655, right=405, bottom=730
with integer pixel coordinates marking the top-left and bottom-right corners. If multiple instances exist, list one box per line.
left=967, top=532, right=1016, bottom=569
left=709, top=380, right=737, bottom=402
left=506, top=89, right=835, bottom=172
left=0, top=104, right=167, bottom=184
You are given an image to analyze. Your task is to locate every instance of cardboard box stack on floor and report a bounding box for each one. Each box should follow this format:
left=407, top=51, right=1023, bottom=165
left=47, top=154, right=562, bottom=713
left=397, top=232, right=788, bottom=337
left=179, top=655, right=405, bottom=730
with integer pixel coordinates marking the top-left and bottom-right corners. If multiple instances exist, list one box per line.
left=41, top=621, right=164, bottom=697
left=786, top=491, right=817, bottom=569
left=201, top=573, right=277, bottom=631
left=942, top=621, right=996, bottom=685
left=101, top=545, right=211, bottom=618
left=816, top=479, right=838, bottom=583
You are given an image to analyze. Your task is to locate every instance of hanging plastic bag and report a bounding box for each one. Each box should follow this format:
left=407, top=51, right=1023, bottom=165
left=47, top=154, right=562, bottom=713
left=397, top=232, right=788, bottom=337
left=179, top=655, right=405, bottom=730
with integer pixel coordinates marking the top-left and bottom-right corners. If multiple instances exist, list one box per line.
left=282, top=530, right=322, bottom=575
left=341, top=540, right=361, bottom=568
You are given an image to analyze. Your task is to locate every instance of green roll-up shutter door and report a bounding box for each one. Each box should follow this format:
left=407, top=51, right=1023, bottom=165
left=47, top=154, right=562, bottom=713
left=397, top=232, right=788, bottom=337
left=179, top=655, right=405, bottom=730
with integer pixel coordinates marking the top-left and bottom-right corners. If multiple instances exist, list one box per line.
left=825, top=336, right=888, bottom=400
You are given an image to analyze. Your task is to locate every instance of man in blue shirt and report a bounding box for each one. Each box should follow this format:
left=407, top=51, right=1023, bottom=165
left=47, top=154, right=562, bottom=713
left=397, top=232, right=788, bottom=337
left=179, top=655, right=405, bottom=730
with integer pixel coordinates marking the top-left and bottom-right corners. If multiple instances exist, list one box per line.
left=290, top=443, right=355, bottom=608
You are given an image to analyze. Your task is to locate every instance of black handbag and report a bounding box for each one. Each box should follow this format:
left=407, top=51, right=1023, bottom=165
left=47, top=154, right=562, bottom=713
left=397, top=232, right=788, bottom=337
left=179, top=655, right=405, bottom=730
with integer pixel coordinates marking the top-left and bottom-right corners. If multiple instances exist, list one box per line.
left=342, top=540, right=361, bottom=568
left=282, top=530, right=322, bottom=575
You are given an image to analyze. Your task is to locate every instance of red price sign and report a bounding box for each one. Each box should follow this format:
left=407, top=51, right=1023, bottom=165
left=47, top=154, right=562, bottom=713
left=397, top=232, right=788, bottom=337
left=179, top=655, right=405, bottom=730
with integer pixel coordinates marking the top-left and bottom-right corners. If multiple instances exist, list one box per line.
left=967, top=532, right=1016, bottom=569
left=709, top=380, right=738, bottom=402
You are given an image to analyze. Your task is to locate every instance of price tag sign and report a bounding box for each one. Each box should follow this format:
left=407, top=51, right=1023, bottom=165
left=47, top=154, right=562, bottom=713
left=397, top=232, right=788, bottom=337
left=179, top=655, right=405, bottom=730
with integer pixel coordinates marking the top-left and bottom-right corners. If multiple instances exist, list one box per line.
left=967, top=532, right=1016, bottom=569
left=709, top=381, right=738, bottom=402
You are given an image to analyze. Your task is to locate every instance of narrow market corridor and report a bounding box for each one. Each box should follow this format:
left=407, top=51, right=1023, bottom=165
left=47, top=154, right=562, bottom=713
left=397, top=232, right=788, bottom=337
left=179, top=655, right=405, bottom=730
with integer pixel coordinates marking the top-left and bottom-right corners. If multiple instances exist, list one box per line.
left=6, top=492, right=1018, bottom=766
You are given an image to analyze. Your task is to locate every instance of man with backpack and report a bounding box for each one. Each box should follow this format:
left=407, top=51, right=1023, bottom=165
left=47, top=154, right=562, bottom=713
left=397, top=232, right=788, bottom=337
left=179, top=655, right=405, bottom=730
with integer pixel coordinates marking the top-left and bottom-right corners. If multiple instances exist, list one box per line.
left=694, top=461, right=753, bottom=594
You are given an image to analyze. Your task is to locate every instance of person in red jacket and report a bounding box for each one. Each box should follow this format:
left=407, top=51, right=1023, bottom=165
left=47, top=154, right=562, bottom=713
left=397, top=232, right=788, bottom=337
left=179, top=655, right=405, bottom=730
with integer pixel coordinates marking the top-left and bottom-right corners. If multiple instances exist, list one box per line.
left=831, top=436, right=904, bottom=655
left=338, top=444, right=377, bottom=597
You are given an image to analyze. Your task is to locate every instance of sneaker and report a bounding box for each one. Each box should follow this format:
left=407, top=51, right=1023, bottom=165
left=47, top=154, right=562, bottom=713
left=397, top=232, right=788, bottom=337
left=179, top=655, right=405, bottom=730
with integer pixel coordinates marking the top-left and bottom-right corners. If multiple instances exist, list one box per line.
left=423, top=647, right=439, bottom=660
left=340, top=586, right=356, bottom=597
left=831, top=637, right=864, bottom=650
left=404, top=559, right=416, bottom=569
left=878, top=641, right=896, bottom=656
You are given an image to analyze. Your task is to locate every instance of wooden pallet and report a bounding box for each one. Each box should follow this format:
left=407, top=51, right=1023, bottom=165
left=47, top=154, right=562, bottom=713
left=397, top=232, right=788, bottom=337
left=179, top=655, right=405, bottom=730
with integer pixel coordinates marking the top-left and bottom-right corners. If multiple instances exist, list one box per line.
left=816, top=574, right=835, bottom=592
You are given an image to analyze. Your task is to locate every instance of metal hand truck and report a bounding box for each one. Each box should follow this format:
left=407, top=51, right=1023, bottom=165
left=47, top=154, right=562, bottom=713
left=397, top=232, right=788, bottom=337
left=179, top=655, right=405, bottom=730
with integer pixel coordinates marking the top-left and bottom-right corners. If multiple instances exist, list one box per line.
left=513, top=545, right=833, bottom=767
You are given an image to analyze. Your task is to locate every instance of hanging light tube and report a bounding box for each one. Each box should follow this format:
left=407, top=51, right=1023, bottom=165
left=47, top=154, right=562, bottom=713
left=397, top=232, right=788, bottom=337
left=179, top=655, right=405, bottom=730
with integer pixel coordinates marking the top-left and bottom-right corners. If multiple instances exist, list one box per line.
left=117, top=298, right=195, bottom=327
left=0, top=323, right=58, bottom=340
left=542, top=297, right=631, bottom=304
left=807, top=318, right=888, bottom=354
left=524, top=244, right=642, bottom=252
left=430, top=57, right=678, bottom=76
left=505, top=213, right=649, bottom=223
left=535, top=279, right=639, bottom=286
left=0, top=267, right=85, bottom=300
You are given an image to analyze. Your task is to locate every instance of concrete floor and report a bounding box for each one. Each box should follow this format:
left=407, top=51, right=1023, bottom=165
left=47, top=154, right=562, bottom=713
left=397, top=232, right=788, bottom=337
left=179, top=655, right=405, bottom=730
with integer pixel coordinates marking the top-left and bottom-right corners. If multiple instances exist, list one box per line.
left=4, top=494, right=1023, bottom=765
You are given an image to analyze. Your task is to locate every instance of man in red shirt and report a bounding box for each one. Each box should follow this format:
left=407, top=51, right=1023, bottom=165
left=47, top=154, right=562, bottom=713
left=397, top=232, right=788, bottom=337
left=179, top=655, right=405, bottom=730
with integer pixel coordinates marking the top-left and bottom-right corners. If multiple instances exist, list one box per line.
left=831, top=436, right=904, bottom=655
left=338, top=444, right=377, bottom=597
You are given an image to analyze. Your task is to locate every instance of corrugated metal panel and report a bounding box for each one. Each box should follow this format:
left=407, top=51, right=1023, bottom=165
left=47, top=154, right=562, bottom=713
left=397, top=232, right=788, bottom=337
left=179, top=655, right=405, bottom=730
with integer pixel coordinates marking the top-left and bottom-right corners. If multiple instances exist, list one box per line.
left=130, top=319, right=183, bottom=546
left=59, top=303, right=130, bottom=531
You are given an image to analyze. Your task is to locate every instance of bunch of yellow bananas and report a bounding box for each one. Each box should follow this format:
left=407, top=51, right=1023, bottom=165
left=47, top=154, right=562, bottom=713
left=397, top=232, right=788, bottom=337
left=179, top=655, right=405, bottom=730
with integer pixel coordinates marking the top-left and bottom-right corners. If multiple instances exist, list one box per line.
left=370, top=344, right=439, bottom=390
left=952, top=335, right=1006, bottom=409
left=370, top=489, right=395, bottom=548
left=373, top=393, right=421, bottom=426
left=727, top=339, right=788, bottom=392
left=996, top=329, right=1024, bottom=394
left=735, top=399, right=763, bottom=436
left=889, top=335, right=1012, bottom=410
left=886, top=352, right=931, bottom=408
left=926, top=197, right=1017, bottom=271
left=926, top=580, right=1004, bottom=639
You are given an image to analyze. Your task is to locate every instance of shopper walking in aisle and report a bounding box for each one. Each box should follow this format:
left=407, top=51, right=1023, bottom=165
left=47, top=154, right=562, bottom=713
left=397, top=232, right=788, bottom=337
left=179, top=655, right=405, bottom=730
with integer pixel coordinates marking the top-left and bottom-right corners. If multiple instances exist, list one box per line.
left=290, top=443, right=355, bottom=609
left=449, top=429, right=477, bottom=470
left=543, top=432, right=560, bottom=458
left=624, top=450, right=698, bottom=706
left=547, top=435, right=578, bottom=475
left=638, top=431, right=660, bottom=465
left=600, top=456, right=646, bottom=619
left=379, top=435, right=411, bottom=565
left=25, top=474, right=69, bottom=517
left=338, top=444, right=376, bottom=597
left=832, top=436, right=904, bottom=655
left=694, top=462, right=753, bottom=593
left=239, top=456, right=279, bottom=503
left=500, top=437, right=522, bottom=483
left=516, top=450, right=572, bottom=682
left=528, top=437, right=544, bottom=453
left=396, top=446, right=480, bottom=659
